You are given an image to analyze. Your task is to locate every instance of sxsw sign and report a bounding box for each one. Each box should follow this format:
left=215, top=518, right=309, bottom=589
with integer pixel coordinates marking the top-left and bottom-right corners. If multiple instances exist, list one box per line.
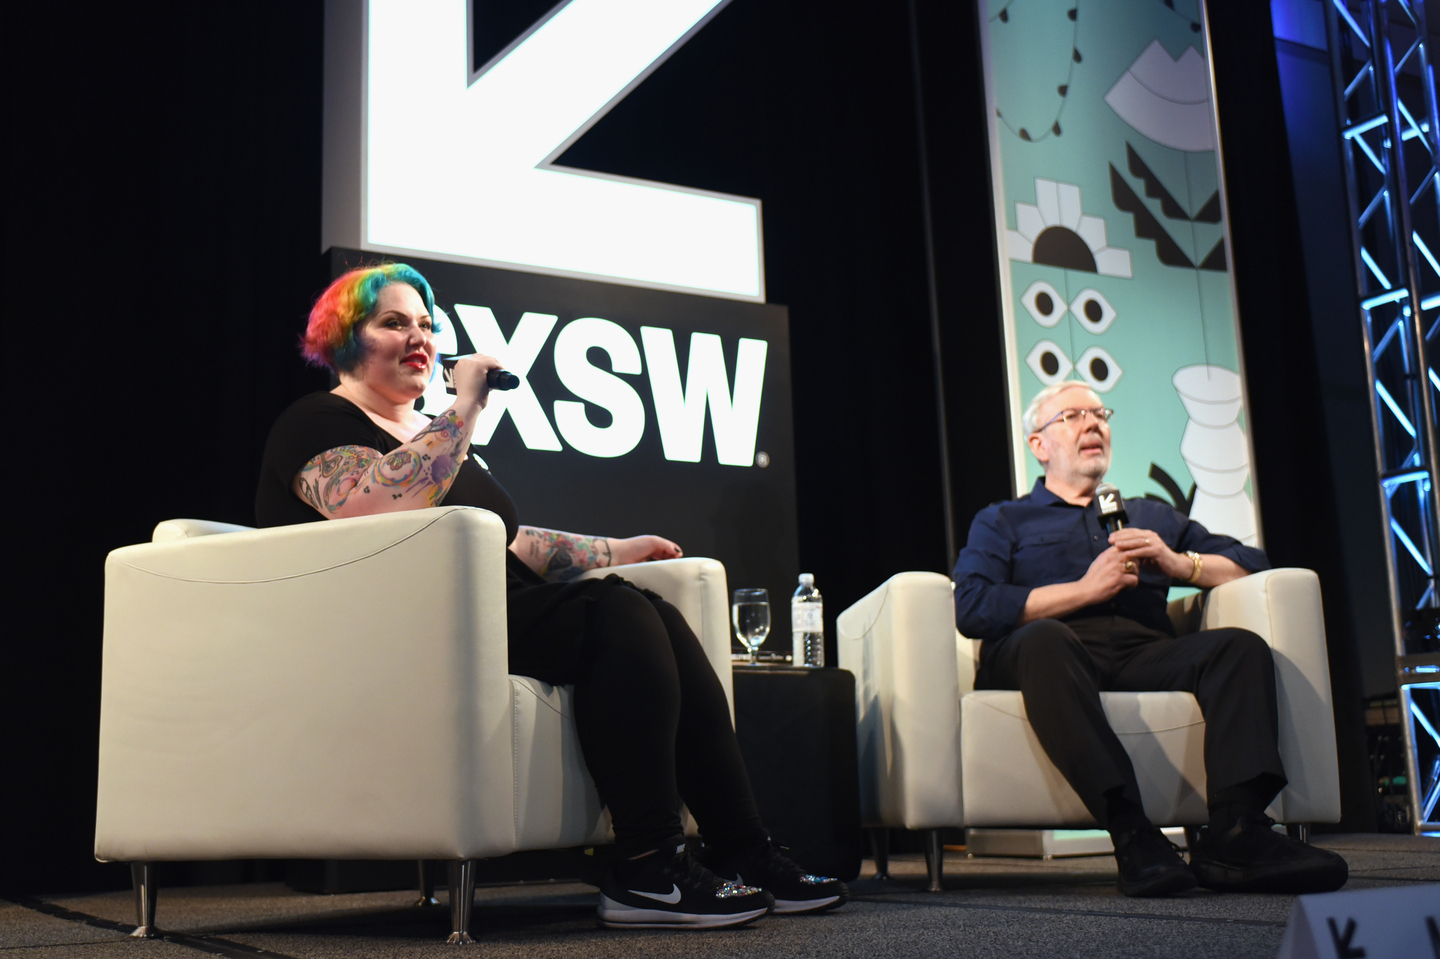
left=420, top=303, right=768, bottom=465
left=321, top=2, right=797, bottom=600
left=321, top=0, right=762, bottom=301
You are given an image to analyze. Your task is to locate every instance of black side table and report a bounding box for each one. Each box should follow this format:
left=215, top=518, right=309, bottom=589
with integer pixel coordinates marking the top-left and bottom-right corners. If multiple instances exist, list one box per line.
left=731, top=667, right=862, bottom=881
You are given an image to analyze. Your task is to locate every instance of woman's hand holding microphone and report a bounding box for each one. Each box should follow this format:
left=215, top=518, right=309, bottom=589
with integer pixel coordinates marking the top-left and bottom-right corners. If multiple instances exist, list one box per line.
left=446, top=353, right=506, bottom=412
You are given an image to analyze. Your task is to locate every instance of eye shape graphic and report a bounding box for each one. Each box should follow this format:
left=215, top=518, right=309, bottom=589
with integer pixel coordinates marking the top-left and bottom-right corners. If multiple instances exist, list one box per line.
left=1069, top=289, right=1116, bottom=334
left=1021, top=280, right=1067, bottom=327
left=1075, top=346, right=1123, bottom=392
left=1026, top=340, right=1074, bottom=385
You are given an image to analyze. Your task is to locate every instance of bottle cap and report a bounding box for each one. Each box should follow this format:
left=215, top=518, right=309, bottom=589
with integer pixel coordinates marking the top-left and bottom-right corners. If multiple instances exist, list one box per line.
left=798, top=573, right=814, bottom=586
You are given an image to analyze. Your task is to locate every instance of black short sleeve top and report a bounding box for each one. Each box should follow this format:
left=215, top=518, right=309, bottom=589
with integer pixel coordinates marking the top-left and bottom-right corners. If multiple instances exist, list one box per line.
left=254, top=391, right=520, bottom=542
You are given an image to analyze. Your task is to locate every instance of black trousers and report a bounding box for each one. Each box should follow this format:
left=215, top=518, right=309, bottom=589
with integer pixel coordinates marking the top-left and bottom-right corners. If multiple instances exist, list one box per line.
left=508, top=579, right=766, bottom=856
left=975, top=615, right=1287, bottom=828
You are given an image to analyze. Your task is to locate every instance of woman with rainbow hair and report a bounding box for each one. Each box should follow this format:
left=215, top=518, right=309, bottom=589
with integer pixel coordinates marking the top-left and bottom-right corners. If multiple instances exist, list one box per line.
left=255, top=263, right=846, bottom=930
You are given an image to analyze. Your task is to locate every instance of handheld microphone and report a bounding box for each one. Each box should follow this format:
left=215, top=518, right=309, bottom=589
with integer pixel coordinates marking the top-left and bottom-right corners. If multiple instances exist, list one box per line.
left=439, top=356, right=520, bottom=393
left=486, top=368, right=520, bottom=391
left=1095, top=483, right=1128, bottom=534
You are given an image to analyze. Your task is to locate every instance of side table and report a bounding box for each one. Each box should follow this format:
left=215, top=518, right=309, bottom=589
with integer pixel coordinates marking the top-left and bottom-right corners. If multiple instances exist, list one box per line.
left=731, top=666, right=862, bottom=881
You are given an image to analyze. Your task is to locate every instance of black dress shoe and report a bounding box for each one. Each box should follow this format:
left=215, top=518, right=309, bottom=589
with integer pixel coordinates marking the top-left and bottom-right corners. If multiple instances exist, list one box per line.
left=1188, top=815, right=1347, bottom=894
left=1112, top=828, right=1198, bottom=897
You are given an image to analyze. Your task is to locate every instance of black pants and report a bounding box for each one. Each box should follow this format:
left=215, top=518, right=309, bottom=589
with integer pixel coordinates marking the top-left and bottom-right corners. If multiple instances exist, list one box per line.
left=975, top=615, right=1287, bottom=828
left=509, top=580, right=766, bottom=855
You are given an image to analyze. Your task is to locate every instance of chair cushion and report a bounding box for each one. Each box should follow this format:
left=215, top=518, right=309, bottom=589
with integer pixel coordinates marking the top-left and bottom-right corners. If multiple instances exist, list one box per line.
left=960, top=690, right=1209, bottom=827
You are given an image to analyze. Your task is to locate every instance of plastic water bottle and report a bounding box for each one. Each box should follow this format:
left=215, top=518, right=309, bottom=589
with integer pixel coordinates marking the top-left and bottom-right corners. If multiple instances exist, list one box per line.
left=791, top=573, right=824, bottom=667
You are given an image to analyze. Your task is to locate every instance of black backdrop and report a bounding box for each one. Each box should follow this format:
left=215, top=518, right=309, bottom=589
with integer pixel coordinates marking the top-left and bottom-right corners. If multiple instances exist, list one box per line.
left=2, top=0, right=1378, bottom=896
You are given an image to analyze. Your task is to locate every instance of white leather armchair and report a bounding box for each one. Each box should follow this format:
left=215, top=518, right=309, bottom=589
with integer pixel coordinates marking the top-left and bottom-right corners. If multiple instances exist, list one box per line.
left=837, top=568, right=1341, bottom=889
left=95, top=506, right=733, bottom=943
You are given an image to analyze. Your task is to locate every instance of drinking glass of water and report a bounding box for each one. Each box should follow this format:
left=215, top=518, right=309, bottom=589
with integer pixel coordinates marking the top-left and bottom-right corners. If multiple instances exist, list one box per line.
left=731, top=588, right=771, bottom=665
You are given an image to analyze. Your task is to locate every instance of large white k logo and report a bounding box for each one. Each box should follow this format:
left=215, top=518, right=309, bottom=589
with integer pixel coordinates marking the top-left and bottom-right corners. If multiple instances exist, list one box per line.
left=351, top=0, right=763, bottom=300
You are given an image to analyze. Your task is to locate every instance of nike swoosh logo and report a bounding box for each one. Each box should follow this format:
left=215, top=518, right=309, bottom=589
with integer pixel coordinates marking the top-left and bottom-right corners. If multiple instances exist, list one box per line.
left=630, top=884, right=682, bottom=904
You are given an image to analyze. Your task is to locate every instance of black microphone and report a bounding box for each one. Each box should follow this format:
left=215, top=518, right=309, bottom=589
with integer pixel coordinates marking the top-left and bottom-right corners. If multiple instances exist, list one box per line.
left=486, top=368, right=520, bottom=391
left=1095, top=483, right=1128, bottom=534
left=439, top=356, right=520, bottom=393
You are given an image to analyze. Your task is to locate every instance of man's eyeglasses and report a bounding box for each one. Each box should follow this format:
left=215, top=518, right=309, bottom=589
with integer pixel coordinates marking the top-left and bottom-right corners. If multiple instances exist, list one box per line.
left=1035, top=407, right=1114, bottom=432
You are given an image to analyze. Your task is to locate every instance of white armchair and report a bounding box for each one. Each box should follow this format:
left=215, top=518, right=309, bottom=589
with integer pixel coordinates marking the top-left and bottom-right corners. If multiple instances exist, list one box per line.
left=95, top=506, right=733, bottom=943
left=837, top=568, right=1342, bottom=889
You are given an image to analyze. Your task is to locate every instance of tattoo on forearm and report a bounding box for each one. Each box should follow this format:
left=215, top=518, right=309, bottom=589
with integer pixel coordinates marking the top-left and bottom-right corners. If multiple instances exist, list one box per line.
left=517, top=527, right=613, bottom=582
left=374, top=449, right=421, bottom=488
left=409, top=410, right=466, bottom=507
left=411, top=409, right=464, bottom=445
left=293, top=410, right=471, bottom=515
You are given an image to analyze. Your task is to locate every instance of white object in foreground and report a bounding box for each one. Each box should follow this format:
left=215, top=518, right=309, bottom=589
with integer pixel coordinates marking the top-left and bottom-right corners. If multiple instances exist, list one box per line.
left=1276, top=883, right=1440, bottom=959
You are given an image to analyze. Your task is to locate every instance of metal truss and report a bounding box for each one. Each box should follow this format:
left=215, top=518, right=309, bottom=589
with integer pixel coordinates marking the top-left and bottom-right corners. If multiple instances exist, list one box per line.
left=1327, top=0, right=1440, bottom=832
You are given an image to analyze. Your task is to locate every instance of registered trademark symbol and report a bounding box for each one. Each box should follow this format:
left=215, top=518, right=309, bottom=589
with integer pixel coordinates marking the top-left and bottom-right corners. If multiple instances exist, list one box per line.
left=755, top=451, right=770, bottom=468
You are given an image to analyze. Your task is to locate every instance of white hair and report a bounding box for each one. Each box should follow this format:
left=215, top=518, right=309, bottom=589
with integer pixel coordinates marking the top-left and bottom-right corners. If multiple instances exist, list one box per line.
left=1022, top=381, right=1093, bottom=434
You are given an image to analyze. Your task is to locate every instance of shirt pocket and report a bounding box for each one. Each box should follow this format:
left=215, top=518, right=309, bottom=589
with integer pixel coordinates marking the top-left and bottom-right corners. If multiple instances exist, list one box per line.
left=1012, top=530, right=1090, bottom=586
left=1014, top=532, right=1072, bottom=552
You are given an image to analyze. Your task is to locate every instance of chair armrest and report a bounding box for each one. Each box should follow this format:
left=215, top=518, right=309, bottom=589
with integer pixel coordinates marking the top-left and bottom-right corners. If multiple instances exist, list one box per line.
left=838, top=572, right=963, bottom=829
left=1200, top=568, right=1341, bottom=823
left=579, top=557, right=733, bottom=717
left=96, top=506, right=517, bottom=862
left=1166, top=590, right=1204, bottom=636
left=152, top=518, right=255, bottom=542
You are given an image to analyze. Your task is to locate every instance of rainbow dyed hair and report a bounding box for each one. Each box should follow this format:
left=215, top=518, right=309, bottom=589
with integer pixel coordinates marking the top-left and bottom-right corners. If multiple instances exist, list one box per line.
left=301, top=263, right=440, bottom=372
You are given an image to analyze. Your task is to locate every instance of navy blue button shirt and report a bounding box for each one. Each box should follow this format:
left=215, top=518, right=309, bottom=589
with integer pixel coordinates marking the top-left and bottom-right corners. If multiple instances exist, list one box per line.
left=952, top=478, right=1270, bottom=641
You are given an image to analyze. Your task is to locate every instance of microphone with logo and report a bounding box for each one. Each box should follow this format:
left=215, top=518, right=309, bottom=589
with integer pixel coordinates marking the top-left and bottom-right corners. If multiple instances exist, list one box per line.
left=1095, top=482, right=1128, bottom=534
left=440, top=355, right=520, bottom=393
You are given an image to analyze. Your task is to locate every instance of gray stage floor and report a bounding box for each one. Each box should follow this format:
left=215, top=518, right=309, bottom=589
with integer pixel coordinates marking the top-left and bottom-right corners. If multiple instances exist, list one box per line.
left=4, top=835, right=1436, bottom=958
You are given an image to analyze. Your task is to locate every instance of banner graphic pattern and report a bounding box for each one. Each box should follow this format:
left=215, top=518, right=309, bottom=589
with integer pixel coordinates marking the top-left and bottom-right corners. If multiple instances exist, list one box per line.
left=980, top=0, right=1260, bottom=544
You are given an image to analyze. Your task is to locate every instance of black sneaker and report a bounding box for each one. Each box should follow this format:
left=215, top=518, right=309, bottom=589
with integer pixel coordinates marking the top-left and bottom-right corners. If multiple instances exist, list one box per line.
left=597, top=839, right=774, bottom=929
left=1189, top=815, right=1347, bottom=893
left=703, top=840, right=848, bottom=914
left=1112, top=827, right=1198, bottom=897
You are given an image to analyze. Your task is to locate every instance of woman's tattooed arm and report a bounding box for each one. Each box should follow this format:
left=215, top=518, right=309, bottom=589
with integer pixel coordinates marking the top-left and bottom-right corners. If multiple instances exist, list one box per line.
left=510, top=526, right=614, bottom=582
left=292, top=409, right=476, bottom=518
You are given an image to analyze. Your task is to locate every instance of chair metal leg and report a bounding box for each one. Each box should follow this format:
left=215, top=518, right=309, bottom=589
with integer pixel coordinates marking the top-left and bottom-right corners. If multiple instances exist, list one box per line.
left=922, top=828, right=944, bottom=892
left=446, top=860, right=476, bottom=945
left=415, top=860, right=439, bottom=907
left=1294, top=823, right=1310, bottom=844
left=129, top=863, right=159, bottom=938
left=870, top=828, right=890, bottom=880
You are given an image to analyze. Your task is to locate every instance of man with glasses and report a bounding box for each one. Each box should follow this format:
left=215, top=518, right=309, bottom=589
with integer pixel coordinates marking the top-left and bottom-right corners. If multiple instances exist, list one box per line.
left=952, top=381, right=1347, bottom=897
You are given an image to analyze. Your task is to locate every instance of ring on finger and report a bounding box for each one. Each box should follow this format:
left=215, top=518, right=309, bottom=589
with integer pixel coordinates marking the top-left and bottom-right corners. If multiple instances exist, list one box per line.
left=1123, top=560, right=1135, bottom=572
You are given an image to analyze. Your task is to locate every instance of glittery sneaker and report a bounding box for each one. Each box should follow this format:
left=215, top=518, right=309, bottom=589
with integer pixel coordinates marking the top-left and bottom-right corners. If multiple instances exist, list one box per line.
left=703, top=840, right=848, bottom=914
left=597, top=839, right=773, bottom=929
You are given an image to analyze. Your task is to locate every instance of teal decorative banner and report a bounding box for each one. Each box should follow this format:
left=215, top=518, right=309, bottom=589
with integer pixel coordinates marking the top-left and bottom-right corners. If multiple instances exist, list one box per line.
left=979, top=0, right=1260, bottom=545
